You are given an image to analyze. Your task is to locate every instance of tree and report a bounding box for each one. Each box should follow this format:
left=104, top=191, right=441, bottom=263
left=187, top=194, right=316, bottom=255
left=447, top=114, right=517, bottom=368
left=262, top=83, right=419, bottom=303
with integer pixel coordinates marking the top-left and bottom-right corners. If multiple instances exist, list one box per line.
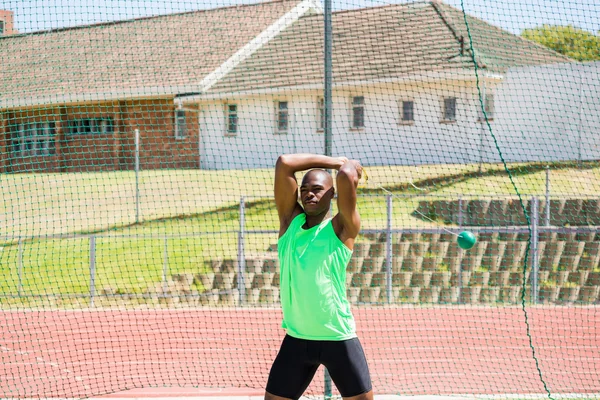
left=521, top=25, right=600, bottom=62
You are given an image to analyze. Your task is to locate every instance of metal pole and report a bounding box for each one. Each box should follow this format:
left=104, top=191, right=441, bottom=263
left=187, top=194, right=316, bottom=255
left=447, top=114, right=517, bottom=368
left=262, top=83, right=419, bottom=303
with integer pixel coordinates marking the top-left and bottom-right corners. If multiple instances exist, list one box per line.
left=324, top=0, right=333, bottom=396
left=478, top=76, right=486, bottom=173
left=323, top=0, right=333, bottom=158
left=17, top=239, right=23, bottom=297
left=530, top=197, right=540, bottom=304
left=386, top=194, right=393, bottom=304
left=90, top=236, right=96, bottom=307
left=135, top=128, right=140, bottom=224
left=576, top=65, right=584, bottom=167
left=544, top=166, right=550, bottom=227
left=162, top=237, right=168, bottom=297
left=237, top=196, right=246, bottom=305
left=458, top=196, right=464, bottom=227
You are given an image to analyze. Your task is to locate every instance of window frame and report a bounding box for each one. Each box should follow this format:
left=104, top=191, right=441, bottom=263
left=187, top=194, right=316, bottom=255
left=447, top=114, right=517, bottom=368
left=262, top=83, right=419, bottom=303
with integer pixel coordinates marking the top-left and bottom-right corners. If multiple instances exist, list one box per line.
left=398, top=99, right=415, bottom=125
left=224, top=103, right=238, bottom=136
left=67, top=117, right=114, bottom=135
left=350, top=95, right=365, bottom=130
left=174, top=109, right=187, bottom=140
left=275, top=100, right=289, bottom=134
left=13, top=121, right=57, bottom=157
left=441, top=97, right=458, bottom=123
left=317, top=97, right=325, bottom=133
left=482, top=92, right=495, bottom=121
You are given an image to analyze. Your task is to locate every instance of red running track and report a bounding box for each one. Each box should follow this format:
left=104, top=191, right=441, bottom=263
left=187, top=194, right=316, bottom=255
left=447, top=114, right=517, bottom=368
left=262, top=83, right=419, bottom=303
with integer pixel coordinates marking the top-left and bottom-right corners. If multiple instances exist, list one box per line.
left=1, top=306, right=599, bottom=398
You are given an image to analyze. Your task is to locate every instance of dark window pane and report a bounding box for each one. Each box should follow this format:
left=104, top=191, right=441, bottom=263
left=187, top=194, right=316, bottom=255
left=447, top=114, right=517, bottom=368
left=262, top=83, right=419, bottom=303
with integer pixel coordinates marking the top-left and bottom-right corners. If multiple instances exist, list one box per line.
left=105, top=118, right=114, bottom=134
left=227, top=105, right=237, bottom=133
left=353, top=106, right=364, bottom=128
left=352, top=96, right=364, bottom=105
left=444, top=98, right=456, bottom=121
left=82, top=119, right=91, bottom=133
left=228, top=115, right=237, bottom=133
left=278, top=112, right=288, bottom=131
left=402, top=101, right=414, bottom=121
left=176, top=110, right=186, bottom=137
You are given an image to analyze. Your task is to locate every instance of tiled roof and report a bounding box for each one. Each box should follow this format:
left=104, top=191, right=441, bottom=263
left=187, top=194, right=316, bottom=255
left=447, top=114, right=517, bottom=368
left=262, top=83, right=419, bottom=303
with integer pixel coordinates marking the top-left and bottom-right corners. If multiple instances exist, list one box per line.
left=208, top=1, right=571, bottom=94
left=0, top=0, right=300, bottom=107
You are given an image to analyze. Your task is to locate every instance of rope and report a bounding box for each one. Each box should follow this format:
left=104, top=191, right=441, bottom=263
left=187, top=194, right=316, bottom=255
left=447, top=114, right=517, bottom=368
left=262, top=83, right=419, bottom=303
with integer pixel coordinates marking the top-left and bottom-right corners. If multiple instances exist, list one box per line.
left=459, top=2, right=554, bottom=398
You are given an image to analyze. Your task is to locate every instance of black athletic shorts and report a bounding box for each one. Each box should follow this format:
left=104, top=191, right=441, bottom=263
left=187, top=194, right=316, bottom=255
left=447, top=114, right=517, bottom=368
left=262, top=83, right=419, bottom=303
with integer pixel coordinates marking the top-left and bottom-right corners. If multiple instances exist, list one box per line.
left=266, top=334, right=372, bottom=399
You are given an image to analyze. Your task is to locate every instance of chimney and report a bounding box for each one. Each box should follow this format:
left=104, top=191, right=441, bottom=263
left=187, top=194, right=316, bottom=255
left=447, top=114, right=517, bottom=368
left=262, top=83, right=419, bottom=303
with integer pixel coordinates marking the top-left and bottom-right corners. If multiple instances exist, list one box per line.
left=0, top=10, right=17, bottom=36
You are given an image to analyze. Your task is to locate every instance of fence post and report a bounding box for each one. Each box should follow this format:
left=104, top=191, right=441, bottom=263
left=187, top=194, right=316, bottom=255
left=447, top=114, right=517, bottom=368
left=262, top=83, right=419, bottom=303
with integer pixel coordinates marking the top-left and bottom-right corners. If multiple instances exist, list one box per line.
left=17, top=239, right=23, bottom=297
left=530, top=197, right=540, bottom=304
left=237, top=196, right=246, bottom=305
left=544, top=166, right=550, bottom=227
left=135, top=128, right=140, bottom=224
left=386, top=194, right=393, bottom=304
left=458, top=196, right=464, bottom=227
left=162, top=236, right=168, bottom=297
left=90, top=236, right=96, bottom=308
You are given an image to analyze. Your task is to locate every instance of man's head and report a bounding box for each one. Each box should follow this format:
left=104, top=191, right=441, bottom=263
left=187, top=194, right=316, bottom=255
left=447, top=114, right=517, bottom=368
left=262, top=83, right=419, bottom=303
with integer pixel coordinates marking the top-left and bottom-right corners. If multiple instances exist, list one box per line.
left=300, top=169, right=334, bottom=216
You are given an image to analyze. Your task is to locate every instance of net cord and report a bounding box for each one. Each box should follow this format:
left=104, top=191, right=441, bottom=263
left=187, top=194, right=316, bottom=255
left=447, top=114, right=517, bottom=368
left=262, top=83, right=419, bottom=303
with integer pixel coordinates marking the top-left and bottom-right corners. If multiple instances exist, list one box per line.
left=459, top=2, right=554, bottom=398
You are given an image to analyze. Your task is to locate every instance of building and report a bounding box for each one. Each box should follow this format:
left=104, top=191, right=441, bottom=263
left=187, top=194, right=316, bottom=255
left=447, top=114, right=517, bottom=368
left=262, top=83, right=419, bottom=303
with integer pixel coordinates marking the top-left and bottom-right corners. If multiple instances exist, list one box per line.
left=0, top=10, right=17, bottom=36
left=0, top=0, right=571, bottom=172
left=0, top=0, right=321, bottom=172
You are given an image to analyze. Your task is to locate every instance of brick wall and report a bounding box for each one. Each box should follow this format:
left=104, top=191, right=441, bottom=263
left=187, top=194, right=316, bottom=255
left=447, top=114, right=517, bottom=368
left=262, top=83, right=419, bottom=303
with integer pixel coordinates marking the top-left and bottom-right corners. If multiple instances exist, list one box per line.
left=0, top=98, right=200, bottom=173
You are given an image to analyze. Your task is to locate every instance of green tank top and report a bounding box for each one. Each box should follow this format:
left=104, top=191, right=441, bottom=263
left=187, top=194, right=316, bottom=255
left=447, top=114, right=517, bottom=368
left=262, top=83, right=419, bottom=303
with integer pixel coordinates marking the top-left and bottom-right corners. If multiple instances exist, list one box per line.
left=277, top=213, right=356, bottom=341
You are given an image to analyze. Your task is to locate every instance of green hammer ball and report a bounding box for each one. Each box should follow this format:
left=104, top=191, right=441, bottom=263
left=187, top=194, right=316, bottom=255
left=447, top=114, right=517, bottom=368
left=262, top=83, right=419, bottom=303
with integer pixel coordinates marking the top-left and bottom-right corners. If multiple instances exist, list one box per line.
left=457, top=231, right=477, bottom=250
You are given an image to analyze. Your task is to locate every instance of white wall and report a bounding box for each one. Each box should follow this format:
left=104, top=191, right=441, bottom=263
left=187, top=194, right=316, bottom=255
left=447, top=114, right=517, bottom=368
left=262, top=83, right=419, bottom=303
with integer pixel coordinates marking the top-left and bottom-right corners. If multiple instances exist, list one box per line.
left=485, top=62, right=600, bottom=163
left=198, top=63, right=600, bottom=169
left=198, top=80, right=486, bottom=169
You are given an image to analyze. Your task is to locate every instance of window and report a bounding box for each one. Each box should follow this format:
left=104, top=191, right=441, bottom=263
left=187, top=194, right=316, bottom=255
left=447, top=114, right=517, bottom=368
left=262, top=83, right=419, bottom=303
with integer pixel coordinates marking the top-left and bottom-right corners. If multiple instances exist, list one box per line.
left=68, top=118, right=114, bottom=135
left=225, top=104, right=238, bottom=135
left=400, top=100, right=414, bottom=123
left=13, top=121, right=56, bottom=157
left=317, top=97, right=325, bottom=131
left=275, top=101, right=288, bottom=133
left=351, top=96, right=365, bottom=129
left=442, top=97, right=457, bottom=122
left=0, top=20, right=4, bottom=36
left=175, top=110, right=186, bottom=139
left=482, top=93, right=494, bottom=120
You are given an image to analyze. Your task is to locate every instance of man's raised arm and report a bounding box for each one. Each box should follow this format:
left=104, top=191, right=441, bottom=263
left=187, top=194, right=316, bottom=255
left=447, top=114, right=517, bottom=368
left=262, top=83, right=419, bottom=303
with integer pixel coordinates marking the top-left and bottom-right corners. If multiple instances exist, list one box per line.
left=335, top=160, right=362, bottom=240
left=274, top=154, right=346, bottom=234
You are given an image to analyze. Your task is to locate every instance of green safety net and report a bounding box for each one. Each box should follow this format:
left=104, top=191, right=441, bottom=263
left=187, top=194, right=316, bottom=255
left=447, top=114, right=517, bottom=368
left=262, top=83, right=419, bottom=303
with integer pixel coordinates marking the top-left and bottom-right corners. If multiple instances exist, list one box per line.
left=0, top=0, right=599, bottom=398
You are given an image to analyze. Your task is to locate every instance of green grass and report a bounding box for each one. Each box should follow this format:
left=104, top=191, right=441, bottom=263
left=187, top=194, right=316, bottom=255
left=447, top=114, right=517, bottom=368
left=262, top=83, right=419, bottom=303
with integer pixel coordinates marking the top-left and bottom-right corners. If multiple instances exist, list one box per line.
left=1, top=161, right=599, bottom=296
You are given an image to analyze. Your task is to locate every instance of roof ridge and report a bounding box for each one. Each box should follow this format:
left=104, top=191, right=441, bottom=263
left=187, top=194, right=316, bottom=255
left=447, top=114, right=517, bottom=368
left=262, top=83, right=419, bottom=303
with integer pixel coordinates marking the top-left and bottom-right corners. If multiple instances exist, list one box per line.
left=0, top=0, right=296, bottom=39
left=430, top=1, right=476, bottom=64
left=329, top=0, right=429, bottom=16
left=435, top=2, right=571, bottom=64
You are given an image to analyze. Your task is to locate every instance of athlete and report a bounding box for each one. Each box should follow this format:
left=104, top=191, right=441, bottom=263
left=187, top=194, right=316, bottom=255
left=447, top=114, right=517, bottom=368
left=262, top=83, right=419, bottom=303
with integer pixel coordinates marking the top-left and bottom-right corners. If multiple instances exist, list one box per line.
left=265, top=154, right=373, bottom=400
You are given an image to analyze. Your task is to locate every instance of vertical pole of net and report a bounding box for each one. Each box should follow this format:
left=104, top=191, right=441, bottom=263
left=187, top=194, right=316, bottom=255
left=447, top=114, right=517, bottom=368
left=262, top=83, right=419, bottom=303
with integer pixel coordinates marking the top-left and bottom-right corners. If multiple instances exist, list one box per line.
left=162, top=237, right=168, bottom=297
left=17, top=239, right=23, bottom=297
left=90, top=236, right=96, bottom=308
left=458, top=196, right=464, bottom=227
left=238, top=196, right=246, bottom=305
left=545, top=166, right=551, bottom=227
left=386, top=194, right=393, bottom=303
left=323, top=0, right=333, bottom=159
left=323, top=0, right=333, bottom=396
left=135, top=129, right=140, bottom=224
left=530, top=197, right=539, bottom=304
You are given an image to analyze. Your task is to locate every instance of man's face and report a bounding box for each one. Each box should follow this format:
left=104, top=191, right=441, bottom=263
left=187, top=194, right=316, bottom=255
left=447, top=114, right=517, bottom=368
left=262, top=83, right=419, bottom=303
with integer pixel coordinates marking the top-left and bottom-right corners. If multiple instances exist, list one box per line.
left=300, top=170, right=334, bottom=216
